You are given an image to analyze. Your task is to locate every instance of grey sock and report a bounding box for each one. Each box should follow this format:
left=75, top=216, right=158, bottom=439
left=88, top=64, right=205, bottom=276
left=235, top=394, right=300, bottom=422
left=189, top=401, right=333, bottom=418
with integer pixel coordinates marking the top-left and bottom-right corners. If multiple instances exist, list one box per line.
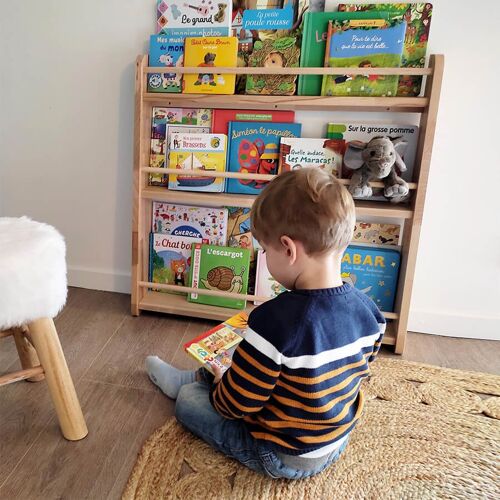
left=145, top=356, right=197, bottom=399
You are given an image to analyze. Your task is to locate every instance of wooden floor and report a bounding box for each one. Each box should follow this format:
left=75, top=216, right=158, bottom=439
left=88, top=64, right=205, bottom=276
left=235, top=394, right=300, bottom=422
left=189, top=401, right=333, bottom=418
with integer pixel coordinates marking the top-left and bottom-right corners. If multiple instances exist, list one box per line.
left=1, top=288, right=498, bottom=500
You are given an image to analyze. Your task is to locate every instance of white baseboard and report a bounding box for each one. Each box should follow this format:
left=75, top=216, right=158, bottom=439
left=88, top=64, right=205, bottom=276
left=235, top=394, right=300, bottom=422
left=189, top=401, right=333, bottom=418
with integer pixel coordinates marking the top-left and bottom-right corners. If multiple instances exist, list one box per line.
left=68, top=266, right=131, bottom=294
left=409, top=310, right=500, bottom=341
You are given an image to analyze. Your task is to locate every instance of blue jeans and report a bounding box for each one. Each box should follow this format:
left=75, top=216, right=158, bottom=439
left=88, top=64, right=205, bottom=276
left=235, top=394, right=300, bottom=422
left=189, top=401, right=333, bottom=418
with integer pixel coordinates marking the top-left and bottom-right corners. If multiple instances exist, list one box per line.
left=175, top=371, right=348, bottom=480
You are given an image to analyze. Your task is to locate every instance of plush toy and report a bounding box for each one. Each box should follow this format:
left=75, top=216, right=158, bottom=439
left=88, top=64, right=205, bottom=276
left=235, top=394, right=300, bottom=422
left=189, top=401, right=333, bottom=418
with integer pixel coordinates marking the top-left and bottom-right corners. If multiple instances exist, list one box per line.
left=343, top=136, right=410, bottom=202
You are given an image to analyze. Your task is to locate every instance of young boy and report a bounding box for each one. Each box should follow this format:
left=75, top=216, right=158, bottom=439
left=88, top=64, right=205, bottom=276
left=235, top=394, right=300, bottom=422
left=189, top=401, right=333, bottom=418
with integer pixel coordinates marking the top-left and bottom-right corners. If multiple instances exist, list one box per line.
left=146, top=168, right=385, bottom=480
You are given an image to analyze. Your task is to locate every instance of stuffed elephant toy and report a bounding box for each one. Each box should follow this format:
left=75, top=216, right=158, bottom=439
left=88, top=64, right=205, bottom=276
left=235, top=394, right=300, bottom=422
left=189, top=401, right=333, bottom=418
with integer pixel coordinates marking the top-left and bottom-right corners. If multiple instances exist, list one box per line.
left=344, top=136, right=409, bottom=202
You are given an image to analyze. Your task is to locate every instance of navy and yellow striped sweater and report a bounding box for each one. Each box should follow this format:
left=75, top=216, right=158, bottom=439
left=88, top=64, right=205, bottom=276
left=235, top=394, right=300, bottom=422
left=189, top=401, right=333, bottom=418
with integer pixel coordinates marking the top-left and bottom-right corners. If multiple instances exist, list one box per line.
left=209, top=283, right=385, bottom=457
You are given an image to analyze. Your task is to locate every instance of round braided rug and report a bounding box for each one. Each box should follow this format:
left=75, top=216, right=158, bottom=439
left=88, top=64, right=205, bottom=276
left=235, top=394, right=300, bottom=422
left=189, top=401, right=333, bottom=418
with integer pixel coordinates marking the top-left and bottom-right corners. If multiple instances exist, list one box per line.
left=123, top=358, right=500, bottom=500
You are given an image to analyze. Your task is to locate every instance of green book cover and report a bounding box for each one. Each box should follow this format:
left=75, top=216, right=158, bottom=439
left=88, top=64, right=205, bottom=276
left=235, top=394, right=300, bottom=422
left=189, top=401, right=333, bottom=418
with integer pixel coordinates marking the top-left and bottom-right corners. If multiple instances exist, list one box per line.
left=188, top=243, right=250, bottom=309
left=298, top=11, right=391, bottom=96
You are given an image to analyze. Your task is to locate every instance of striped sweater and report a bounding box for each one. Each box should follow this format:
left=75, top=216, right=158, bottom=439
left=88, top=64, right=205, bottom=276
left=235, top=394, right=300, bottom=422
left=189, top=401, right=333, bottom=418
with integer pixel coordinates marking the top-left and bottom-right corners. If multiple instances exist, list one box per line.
left=209, top=283, right=385, bottom=457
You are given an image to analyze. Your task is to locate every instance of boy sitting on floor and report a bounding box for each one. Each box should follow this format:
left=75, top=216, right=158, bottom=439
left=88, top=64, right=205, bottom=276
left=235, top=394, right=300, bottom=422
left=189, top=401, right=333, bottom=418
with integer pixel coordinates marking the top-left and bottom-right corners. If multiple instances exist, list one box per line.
left=146, top=168, right=385, bottom=480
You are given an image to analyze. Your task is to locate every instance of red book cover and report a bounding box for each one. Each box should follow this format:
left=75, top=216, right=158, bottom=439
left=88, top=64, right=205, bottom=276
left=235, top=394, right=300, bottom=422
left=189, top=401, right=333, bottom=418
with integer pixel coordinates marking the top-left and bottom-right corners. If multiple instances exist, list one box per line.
left=212, top=109, right=295, bottom=135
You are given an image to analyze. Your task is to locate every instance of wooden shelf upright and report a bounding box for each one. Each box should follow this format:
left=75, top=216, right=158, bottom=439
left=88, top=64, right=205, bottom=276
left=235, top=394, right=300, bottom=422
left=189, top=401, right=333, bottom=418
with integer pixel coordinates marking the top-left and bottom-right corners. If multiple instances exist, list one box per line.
left=132, top=55, right=444, bottom=354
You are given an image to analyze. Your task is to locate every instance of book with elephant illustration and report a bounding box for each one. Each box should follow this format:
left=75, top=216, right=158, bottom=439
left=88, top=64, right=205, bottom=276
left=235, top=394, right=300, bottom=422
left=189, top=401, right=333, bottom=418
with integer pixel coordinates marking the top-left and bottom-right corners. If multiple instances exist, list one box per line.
left=183, top=37, right=238, bottom=94
left=149, top=233, right=206, bottom=294
left=147, top=35, right=184, bottom=93
left=226, top=121, right=302, bottom=195
left=183, top=312, right=248, bottom=375
left=341, top=244, right=400, bottom=312
left=188, top=243, right=251, bottom=309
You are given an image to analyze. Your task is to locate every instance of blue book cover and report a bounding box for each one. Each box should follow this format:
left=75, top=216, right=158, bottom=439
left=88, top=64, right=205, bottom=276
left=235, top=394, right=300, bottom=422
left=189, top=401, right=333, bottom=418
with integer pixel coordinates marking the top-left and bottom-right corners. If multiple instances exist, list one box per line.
left=148, top=35, right=184, bottom=93
left=226, top=121, right=302, bottom=195
left=322, top=19, right=406, bottom=97
left=341, top=244, right=400, bottom=312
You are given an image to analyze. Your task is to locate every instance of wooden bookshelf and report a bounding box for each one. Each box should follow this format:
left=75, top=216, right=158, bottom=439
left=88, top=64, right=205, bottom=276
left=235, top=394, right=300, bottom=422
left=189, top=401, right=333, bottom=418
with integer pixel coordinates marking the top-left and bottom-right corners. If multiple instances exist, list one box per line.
left=132, top=54, right=444, bottom=353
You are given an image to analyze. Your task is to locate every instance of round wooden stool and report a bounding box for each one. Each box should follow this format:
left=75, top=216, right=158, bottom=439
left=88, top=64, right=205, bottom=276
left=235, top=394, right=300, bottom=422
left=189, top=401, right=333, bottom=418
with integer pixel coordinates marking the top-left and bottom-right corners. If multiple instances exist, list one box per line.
left=0, top=217, right=88, bottom=441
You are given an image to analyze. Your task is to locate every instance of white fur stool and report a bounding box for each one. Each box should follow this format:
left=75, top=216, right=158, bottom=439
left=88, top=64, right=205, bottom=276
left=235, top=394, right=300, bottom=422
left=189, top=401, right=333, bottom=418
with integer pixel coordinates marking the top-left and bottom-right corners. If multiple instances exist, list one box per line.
left=0, top=217, right=88, bottom=441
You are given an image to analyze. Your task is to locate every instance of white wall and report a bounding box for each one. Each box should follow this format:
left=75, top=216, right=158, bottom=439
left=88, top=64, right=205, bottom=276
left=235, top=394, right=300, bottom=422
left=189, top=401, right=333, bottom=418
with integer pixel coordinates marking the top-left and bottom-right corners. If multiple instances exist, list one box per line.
left=1, top=1, right=499, bottom=339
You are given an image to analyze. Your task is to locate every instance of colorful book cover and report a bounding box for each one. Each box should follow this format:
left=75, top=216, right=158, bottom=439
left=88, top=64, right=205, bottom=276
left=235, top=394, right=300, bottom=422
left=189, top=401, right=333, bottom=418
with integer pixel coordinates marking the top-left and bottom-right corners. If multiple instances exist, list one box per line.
left=338, top=3, right=433, bottom=96
left=212, top=109, right=295, bottom=134
left=149, top=107, right=212, bottom=186
left=353, top=222, right=401, bottom=246
left=152, top=202, right=228, bottom=246
left=149, top=233, right=204, bottom=293
left=168, top=133, right=227, bottom=193
left=254, top=249, right=286, bottom=305
left=298, top=11, right=391, bottom=96
left=183, top=37, right=238, bottom=94
left=279, top=138, right=343, bottom=176
left=189, top=243, right=251, bottom=309
left=226, top=121, right=302, bottom=195
left=156, top=0, right=232, bottom=37
left=326, top=121, right=419, bottom=195
left=341, top=244, right=400, bottom=312
left=245, top=36, right=300, bottom=95
left=147, top=35, right=184, bottom=93
left=321, top=18, right=406, bottom=97
left=183, top=312, right=248, bottom=375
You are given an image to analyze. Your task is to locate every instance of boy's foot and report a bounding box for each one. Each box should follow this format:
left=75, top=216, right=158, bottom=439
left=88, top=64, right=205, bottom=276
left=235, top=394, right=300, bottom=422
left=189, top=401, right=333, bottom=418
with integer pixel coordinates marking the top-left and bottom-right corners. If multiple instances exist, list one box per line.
left=145, top=356, right=197, bottom=399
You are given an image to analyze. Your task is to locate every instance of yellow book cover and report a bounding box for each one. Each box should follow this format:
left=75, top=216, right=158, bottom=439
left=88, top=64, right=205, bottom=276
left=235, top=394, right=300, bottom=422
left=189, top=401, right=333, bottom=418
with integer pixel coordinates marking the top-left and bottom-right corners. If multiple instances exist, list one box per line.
left=183, top=37, right=238, bottom=94
left=168, top=132, right=227, bottom=193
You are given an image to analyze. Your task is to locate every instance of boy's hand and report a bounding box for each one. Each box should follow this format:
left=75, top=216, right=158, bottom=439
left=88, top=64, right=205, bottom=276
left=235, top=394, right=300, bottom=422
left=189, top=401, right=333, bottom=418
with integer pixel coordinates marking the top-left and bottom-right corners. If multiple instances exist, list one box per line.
left=212, top=364, right=224, bottom=384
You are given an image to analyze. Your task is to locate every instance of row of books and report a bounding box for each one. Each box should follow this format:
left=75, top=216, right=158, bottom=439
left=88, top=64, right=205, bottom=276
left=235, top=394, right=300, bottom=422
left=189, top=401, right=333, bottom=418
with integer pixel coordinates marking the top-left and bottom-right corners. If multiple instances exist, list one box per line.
left=150, top=199, right=402, bottom=312
left=149, top=106, right=419, bottom=198
left=148, top=2, right=432, bottom=97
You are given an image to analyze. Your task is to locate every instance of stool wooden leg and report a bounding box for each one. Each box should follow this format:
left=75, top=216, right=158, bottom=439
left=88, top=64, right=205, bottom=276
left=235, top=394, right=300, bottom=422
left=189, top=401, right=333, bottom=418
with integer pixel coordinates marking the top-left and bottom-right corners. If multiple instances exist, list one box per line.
left=13, top=327, right=45, bottom=382
left=28, top=318, right=88, bottom=441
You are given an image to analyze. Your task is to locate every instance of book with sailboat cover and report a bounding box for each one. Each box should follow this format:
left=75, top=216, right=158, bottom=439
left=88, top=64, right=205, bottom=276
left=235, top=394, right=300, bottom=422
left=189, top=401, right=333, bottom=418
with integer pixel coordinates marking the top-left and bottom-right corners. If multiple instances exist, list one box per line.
left=168, top=133, right=227, bottom=192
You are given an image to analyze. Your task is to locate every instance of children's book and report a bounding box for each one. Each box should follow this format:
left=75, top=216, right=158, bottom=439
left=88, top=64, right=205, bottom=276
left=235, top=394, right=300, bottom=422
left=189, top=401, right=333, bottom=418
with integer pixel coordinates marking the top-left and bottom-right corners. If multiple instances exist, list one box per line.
left=156, top=0, right=232, bottom=37
left=147, top=35, right=184, bottom=93
left=149, top=233, right=205, bottom=293
left=254, top=249, right=287, bottom=305
left=149, top=108, right=212, bottom=186
left=183, top=37, right=238, bottom=94
left=279, top=138, right=343, bottom=176
left=246, top=36, right=300, bottom=95
left=189, top=244, right=251, bottom=309
left=341, top=244, right=400, bottom=312
left=152, top=202, right=228, bottom=246
left=226, top=121, right=302, bottom=195
left=168, top=133, right=227, bottom=193
left=321, top=18, right=406, bottom=97
left=326, top=122, right=419, bottom=190
left=212, top=109, right=295, bottom=134
left=183, top=312, right=248, bottom=375
left=353, top=222, right=401, bottom=246
left=338, top=3, right=433, bottom=96
left=298, top=11, right=392, bottom=96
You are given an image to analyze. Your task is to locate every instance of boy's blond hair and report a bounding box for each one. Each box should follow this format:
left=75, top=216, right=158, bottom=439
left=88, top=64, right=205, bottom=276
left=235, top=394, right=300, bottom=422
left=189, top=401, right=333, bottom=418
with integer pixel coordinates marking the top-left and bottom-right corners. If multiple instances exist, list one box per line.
left=251, top=169, right=355, bottom=255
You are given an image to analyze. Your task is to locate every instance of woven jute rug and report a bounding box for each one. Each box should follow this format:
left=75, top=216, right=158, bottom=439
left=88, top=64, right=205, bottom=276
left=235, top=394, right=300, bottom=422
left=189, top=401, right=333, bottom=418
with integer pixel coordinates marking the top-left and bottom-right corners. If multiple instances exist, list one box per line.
left=123, top=358, right=500, bottom=500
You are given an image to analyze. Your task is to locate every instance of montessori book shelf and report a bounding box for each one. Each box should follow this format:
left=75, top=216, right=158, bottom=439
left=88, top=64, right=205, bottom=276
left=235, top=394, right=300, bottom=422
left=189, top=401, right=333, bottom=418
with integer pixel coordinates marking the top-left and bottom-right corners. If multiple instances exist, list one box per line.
left=132, top=54, right=444, bottom=354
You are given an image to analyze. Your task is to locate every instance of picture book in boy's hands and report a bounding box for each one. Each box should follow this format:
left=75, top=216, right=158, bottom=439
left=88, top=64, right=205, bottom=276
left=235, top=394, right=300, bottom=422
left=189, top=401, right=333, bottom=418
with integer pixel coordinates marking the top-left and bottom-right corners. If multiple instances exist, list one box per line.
left=184, top=312, right=248, bottom=375
left=353, top=222, right=401, bottom=246
left=279, top=138, right=343, bottom=176
left=149, top=233, right=204, bottom=293
left=168, top=133, right=227, bottom=193
left=341, top=244, right=400, bottom=312
left=149, top=107, right=212, bottom=186
left=246, top=36, right=300, bottom=95
left=147, top=35, right=184, bottom=93
left=212, top=109, right=295, bottom=134
left=226, top=121, right=302, bottom=195
left=254, top=249, right=287, bottom=305
left=152, top=202, right=228, bottom=245
left=183, top=37, right=238, bottom=94
left=321, top=18, right=406, bottom=97
left=338, top=3, right=433, bottom=96
left=189, top=243, right=251, bottom=309
left=156, top=0, right=232, bottom=37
